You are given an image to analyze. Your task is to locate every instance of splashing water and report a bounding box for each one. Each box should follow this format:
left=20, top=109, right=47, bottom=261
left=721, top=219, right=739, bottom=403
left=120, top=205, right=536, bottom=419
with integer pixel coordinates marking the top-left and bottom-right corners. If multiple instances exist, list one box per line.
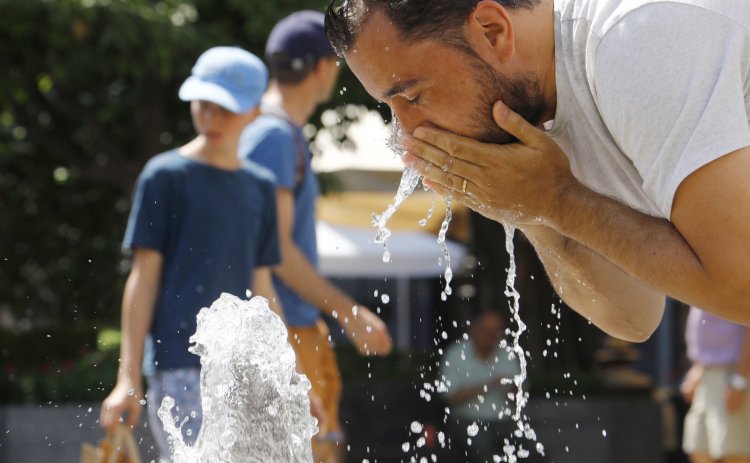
left=503, top=225, right=544, bottom=459
left=158, top=293, right=317, bottom=463
left=371, top=120, right=454, bottom=296
left=436, top=196, right=454, bottom=301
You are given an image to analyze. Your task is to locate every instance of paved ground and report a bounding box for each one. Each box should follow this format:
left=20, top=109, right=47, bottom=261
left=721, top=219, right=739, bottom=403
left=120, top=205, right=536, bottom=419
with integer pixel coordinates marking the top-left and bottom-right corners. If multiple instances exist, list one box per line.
left=0, top=396, right=665, bottom=463
left=0, top=403, right=158, bottom=462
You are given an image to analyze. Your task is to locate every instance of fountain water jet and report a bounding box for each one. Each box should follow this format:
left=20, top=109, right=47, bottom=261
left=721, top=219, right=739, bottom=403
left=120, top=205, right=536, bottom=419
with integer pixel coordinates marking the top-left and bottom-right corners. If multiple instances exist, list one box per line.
left=158, top=293, right=317, bottom=463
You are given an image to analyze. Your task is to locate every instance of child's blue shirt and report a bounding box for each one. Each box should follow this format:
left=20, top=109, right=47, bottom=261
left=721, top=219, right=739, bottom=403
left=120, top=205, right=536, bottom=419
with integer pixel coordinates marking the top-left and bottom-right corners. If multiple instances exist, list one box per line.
left=123, top=150, right=280, bottom=371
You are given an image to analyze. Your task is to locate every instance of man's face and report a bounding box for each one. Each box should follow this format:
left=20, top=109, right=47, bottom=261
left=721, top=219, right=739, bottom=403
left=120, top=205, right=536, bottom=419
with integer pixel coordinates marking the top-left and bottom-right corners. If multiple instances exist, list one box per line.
left=344, top=11, right=546, bottom=145
left=471, top=313, right=504, bottom=355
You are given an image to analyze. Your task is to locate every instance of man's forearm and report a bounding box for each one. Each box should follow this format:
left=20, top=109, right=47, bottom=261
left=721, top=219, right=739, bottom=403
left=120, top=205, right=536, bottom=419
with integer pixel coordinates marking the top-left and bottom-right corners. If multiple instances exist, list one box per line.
left=545, top=182, right=749, bottom=321
left=522, top=224, right=665, bottom=341
left=273, top=240, right=356, bottom=317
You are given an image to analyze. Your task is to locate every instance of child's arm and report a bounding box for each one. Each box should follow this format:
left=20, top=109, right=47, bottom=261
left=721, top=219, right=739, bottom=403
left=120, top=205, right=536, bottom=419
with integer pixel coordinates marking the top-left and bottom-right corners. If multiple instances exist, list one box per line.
left=726, top=327, right=750, bottom=413
left=252, top=266, right=284, bottom=321
left=100, top=247, right=163, bottom=431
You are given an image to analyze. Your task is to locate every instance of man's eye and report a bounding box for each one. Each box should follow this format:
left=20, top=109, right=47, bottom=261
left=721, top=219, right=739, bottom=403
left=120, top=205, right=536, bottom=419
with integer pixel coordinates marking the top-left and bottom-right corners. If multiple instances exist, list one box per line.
left=407, top=95, right=422, bottom=106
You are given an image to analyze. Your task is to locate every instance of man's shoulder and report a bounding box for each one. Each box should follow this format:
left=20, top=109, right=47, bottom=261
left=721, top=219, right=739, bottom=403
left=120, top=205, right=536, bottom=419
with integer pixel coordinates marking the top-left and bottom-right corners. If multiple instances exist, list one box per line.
left=239, top=159, right=278, bottom=186
left=443, top=340, right=471, bottom=361
left=244, top=114, right=296, bottom=139
left=595, top=0, right=748, bottom=36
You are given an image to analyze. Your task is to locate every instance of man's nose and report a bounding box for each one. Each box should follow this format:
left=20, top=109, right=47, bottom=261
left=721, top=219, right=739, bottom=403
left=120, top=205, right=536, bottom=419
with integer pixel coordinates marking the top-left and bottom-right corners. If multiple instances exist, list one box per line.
left=390, top=101, right=425, bottom=135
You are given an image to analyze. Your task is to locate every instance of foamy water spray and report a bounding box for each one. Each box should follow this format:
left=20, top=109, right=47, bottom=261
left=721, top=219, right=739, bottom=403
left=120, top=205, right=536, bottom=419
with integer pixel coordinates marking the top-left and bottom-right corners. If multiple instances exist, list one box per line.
left=158, top=293, right=317, bottom=463
left=372, top=120, right=454, bottom=296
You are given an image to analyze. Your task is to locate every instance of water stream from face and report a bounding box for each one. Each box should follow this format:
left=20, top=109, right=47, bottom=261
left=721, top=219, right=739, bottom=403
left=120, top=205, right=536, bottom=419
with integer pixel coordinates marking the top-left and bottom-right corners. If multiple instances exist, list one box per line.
left=371, top=120, right=454, bottom=298
left=158, top=293, right=316, bottom=463
left=502, top=225, right=544, bottom=460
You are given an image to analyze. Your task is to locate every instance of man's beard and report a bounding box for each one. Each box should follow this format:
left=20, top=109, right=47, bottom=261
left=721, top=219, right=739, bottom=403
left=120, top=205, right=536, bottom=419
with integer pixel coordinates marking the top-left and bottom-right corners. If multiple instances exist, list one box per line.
left=468, top=55, right=547, bottom=145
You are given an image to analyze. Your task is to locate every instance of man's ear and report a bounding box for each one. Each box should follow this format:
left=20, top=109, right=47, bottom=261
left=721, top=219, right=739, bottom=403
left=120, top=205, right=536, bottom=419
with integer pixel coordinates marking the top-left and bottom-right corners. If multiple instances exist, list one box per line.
left=469, top=0, right=515, bottom=63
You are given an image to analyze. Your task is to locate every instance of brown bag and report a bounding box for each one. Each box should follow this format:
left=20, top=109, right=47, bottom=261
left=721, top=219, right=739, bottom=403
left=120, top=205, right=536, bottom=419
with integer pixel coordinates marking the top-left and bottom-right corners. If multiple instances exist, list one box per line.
left=80, top=425, right=142, bottom=463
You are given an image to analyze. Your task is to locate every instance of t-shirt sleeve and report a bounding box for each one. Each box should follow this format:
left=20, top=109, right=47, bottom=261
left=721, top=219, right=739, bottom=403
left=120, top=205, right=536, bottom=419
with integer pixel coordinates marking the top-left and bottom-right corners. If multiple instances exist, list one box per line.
left=256, top=179, right=281, bottom=267
left=593, top=3, right=750, bottom=217
left=242, top=124, right=299, bottom=191
left=122, top=167, right=170, bottom=253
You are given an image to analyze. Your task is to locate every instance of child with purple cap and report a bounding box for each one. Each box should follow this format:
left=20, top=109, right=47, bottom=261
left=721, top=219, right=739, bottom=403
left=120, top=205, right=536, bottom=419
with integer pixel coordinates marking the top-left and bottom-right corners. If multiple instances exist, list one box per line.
left=100, top=46, right=282, bottom=462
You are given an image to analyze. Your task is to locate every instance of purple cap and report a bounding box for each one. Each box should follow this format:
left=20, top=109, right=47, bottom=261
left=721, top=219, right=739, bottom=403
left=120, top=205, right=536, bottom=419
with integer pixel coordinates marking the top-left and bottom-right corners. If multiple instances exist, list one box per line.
left=266, top=10, right=336, bottom=72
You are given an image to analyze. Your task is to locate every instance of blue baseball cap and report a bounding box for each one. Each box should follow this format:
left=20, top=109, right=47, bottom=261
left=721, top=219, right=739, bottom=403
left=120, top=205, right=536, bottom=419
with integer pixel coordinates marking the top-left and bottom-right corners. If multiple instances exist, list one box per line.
left=266, top=10, right=336, bottom=72
left=178, top=46, right=268, bottom=113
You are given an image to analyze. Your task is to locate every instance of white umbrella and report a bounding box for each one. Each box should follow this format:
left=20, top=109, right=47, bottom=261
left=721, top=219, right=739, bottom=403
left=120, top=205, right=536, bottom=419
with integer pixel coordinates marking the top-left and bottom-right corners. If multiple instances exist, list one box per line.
left=317, top=220, right=466, bottom=349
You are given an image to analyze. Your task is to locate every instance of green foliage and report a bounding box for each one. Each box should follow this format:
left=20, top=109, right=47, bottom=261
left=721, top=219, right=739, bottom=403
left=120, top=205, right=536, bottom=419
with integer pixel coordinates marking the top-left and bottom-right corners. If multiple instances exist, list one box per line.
left=0, top=324, right=118, bottom=404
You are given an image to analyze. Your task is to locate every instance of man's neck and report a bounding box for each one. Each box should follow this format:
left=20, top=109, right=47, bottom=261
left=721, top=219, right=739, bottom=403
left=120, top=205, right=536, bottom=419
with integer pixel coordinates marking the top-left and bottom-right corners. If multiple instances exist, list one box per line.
left=264, top=82, right=317, bottom=127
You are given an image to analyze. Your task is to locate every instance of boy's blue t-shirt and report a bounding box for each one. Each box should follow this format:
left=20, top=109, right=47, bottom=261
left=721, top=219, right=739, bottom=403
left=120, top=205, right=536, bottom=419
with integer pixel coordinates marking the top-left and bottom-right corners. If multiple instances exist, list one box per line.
left=239, top=115, right=320, bottom=327
left=123, top=150, right=280, bottom=371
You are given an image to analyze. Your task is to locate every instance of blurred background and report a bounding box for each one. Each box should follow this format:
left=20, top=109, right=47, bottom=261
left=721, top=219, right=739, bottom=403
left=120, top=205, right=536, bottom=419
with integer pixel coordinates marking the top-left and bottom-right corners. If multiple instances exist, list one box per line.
left=0, top=1, right=693, bottom=462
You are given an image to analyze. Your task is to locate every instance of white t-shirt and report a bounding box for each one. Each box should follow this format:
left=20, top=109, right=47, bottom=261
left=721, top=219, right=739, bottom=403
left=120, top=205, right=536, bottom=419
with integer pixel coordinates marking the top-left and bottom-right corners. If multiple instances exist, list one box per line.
left=440, top=340, right=520, bottom=422
left=550, top=0, right=750, bottom=218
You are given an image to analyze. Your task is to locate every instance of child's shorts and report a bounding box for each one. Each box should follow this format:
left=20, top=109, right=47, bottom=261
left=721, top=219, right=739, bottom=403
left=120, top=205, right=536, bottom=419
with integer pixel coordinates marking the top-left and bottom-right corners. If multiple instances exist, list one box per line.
left=683, top=366, right=750, bottom=459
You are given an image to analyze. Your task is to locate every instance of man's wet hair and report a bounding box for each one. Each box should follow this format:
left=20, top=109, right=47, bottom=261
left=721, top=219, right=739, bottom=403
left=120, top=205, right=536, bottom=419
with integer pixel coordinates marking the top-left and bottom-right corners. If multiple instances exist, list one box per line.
left=325, top=0, right=540, bottom=57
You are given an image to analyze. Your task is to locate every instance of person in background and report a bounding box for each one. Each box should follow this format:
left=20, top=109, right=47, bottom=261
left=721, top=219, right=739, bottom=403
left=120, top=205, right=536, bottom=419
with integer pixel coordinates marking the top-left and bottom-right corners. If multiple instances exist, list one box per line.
left=440, top=310, right=520, bottom=462
left=100, top=46, right=281, bottom=462
left=239, top=10, right=392, bottom=463
left=681, top=306, right=750, bottom=463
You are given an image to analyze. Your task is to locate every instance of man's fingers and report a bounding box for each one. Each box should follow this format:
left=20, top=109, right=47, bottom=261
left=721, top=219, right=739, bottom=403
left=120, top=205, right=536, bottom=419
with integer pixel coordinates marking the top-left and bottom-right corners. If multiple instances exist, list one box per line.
left=411, top=126, right=488, bottom=164
left=492, top=100, right=542, bottom=146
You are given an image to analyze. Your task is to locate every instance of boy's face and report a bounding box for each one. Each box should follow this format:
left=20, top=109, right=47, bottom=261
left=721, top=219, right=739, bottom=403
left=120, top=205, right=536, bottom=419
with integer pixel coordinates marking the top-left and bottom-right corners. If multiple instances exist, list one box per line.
left=191, top=100, right=257, bottom=146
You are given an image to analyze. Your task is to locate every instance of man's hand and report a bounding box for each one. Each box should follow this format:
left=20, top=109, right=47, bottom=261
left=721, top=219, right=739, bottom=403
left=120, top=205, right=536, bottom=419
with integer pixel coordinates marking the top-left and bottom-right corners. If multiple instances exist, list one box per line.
left=337, top=305, right=392, bottom=356
left=403, top=100, right=578, bottom=226
left=100, top=378, right=144, bottom=432
left=309, top=392, right=328, bottom=430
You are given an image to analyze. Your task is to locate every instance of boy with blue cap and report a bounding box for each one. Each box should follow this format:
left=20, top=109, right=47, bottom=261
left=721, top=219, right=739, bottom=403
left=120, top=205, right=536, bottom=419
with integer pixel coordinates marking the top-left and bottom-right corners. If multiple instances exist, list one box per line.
left=240, top=10, right=393, bottom=463
left=100, top=46, right=281, bottom=462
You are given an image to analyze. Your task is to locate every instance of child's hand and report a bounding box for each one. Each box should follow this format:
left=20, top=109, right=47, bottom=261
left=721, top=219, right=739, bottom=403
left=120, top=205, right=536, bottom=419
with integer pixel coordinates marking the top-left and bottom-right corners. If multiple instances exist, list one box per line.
left=337, top=305, right=393, bottom=356
left=679, top=364, right=704, bottom=404
left=100, top=378, right=144, bottom=432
